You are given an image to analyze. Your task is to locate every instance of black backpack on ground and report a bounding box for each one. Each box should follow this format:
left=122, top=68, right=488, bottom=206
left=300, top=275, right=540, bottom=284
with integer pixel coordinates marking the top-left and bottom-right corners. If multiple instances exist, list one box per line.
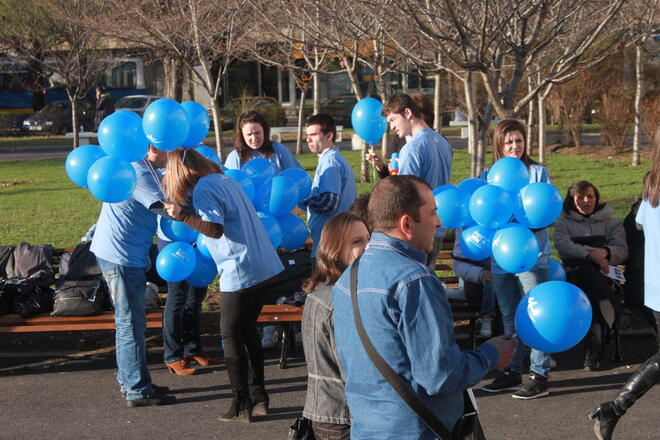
left=3, top=243, right=56, bottom=317
left=262, top=248, right=312, bottom=305
left=52, top=241, right=107, bottom=316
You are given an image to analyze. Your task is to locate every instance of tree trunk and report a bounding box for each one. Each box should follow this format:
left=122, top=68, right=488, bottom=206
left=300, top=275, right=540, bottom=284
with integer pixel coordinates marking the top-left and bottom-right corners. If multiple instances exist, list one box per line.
left=70, top=94, right=79, bottom=148
left=434, top=71, right=442, bottom=132
left=209, top=97, right=223, bottom=160
left=538, top=95, right=547, bottom=164
left=464, top=72, right=478, bottom=175
left=313, top=71, right=320, bottom=114
left=526, top=77, right=535, bottom=156
left=632, top=40, right=644, bottom=167
left=296, top=88, right=307, bottom=155
left=163, top=56, right=184, bottom=101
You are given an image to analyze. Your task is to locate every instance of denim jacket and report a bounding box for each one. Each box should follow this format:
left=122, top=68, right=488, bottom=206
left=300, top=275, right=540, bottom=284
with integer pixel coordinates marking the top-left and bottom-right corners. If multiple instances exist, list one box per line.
left=333, top=233, right=498, bottom=439
left=302, top=284, right=351, bottom=425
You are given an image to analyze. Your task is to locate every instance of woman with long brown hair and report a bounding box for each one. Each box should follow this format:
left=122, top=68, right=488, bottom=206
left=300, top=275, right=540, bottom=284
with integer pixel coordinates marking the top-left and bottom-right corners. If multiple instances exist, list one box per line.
left=591, top=127, right=660, bottom=440
left=301, top=211, right=370, bottom=440
left=163, top=148, right=284, bottom=423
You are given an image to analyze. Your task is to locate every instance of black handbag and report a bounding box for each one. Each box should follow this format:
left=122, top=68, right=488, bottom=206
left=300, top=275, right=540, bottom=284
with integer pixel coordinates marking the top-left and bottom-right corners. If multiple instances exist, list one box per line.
left=349, top=256, right=485, bottom=440
left=288, top=417, right=315, bottom=440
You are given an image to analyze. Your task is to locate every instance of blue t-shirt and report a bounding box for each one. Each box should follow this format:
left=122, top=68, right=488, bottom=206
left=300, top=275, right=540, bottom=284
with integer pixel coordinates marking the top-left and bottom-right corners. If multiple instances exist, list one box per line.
left=193, top=173, right=284, bottom=292
left=636, top=199, right=660, bottom=312
left=307, top=147, right=357, bottom=257
left=224, top=142, right=303, bottom=173
left=480, top=163, right=552, bottom=273
left=91, top=160, right=163, bottom=268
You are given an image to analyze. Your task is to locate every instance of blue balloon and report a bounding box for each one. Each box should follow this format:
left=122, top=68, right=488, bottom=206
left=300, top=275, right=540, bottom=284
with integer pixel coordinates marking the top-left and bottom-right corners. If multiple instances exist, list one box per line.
left=156, top=242, right=197, bottom=282
left=487, top=157, right=530, bottom=194
left=160, top=217, right=198, bottom=243
left=460, top=225, right=496, bottom=261
left=257, top=211, right=282, bottom=248
left=181, top=101, right=210, bottom=148
left=242, top=157, right=276, bottom=189
left=548, top=258, right=566, bottom=281
left=514, top=182, right=563, bottom=229
left=515, top=281, right=592, bottom=353
left=458, top=178, right=486, bottom=199
left=277, top=214, right=309, bottom=250
left=65, top=145, right=106, bottom=188
left=433, top=185, right=470, bottom=229
left=279, top=168, right=312, bottom=201
left=254, top=176, right=298, bottom=217
left=87, top=156, right=137, bottom=203
left=351, top=98, right=388, bottom=145
left=98, top=111, right=149, bottom=162
left=469, top=185, right=513, bottom=228
left=185, top=249, right=218, bottom=287
left=142, top=98, right=190, bottom=151
left=224, top=169, right=255, bottom=201
left=492, top=224, right=539, bottom=273
left=194, top=145, right=221, bottom=165
left=196, top=234, right=213, bottom=259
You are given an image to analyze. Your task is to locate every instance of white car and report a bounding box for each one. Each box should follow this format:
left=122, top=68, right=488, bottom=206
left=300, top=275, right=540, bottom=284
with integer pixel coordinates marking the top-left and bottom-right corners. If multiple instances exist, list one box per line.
left=114, top=94, right=161, bottom=117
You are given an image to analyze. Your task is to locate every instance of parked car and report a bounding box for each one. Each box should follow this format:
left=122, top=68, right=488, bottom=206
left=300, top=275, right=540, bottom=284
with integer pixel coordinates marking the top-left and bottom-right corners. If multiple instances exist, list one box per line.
left=219, top=96, right=287, bottom=130
left=114, top=94, right=161, bottom=117
left=21, top=100, right=94, bottom=134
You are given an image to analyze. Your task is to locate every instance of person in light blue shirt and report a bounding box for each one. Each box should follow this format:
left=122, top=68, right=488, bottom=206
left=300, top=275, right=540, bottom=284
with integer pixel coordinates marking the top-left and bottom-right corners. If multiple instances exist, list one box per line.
left=164, top=148, right=283, bottom=423
left=302, top=113, right=357, bottom=260
left=333, top=175, right=515, bottom=439
left=91, top=145, right=175, bottom=407
left=382, top=93, right=453, bottom=266
left=479, top=119, right=554, bottom=400
left=224, top=110, right=303, bottom=173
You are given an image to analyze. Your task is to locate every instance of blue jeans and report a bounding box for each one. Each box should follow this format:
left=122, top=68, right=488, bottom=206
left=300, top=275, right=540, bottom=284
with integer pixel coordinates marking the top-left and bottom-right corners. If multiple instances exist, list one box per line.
left=97, top=257, right=154, bottom=400
left=163, top=281, right=207, bottom=363
left=492, top=268, right=553, bottom=378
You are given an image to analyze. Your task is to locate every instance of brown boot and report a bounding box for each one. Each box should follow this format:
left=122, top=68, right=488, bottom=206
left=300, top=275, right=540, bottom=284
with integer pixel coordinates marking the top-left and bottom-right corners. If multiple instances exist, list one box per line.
left=186, top=349, right=219, bottom=366
left=165, top=359, right=196, bottom=376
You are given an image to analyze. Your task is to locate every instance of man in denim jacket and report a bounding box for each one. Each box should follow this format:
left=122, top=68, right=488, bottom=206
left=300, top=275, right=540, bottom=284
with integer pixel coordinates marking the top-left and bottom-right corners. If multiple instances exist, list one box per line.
left=333, top=175, right=516, bottom=439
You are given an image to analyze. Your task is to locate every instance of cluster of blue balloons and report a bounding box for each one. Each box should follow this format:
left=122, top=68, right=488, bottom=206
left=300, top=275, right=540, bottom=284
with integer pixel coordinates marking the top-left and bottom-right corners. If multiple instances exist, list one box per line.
left=351, top=97, right=388, bottom=145
left=65, top=99, right=211, bottom=204
left=434, top=157, right=562, bottom=274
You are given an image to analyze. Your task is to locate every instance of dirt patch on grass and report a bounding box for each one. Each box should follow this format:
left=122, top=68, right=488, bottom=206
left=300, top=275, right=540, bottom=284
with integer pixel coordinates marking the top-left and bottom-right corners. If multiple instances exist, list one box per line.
left=550, top=143, right=653, bottom=161
left=0, top=180, right=29, bottom=186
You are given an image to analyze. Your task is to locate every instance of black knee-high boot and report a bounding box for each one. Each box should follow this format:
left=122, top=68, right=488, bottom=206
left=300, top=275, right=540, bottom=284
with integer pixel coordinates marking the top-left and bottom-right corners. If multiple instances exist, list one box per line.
left=219, top=356, right=252, bottom=423
left=248, top=358, right=269, bottom=415
left=590, top=356, right=660, bottom=440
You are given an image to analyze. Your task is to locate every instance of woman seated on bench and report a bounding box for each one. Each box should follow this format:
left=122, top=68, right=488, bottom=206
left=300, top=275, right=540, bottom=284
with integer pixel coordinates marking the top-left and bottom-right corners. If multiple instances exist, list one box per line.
left=554, top=180, right=628, bottom=371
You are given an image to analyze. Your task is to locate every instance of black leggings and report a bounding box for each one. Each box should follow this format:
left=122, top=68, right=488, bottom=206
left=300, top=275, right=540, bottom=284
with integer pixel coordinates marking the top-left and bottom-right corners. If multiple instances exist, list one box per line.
left=220, top=285, right=266, bottom=359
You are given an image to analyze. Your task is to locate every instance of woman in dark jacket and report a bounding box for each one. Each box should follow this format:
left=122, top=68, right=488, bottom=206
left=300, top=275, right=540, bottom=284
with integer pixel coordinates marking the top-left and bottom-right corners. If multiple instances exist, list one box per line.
left=554, top=180, right=628, bottom=371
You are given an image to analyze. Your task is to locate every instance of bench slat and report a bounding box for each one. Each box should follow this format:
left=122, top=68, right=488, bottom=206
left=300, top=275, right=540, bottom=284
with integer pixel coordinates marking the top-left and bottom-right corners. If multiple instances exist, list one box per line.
left=0, top=311, right=163, bottom=333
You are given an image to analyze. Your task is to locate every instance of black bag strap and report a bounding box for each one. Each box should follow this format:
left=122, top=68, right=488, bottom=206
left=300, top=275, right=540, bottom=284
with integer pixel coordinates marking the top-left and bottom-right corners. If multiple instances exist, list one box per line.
left=349, top=256, right=453, bottom=440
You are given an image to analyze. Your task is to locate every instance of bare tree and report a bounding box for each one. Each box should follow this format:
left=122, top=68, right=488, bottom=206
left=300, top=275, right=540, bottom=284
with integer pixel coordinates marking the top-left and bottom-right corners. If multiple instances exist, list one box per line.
left=0, top=0, right=116, bottom=148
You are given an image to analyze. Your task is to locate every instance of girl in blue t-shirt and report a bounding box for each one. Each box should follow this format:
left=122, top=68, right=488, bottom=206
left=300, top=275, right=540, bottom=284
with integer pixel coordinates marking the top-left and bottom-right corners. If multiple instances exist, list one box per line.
left=224, top=110, right=302, bottom=172
left=163, top=148, right=284, bottom=424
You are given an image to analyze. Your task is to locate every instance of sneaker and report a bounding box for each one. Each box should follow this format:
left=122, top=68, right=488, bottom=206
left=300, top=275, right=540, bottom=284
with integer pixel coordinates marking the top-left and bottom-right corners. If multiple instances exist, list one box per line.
left=481, top=370, right=522, bottom=393
left=479, top=318, right=493, bottom=338
left=512, top=373, right=549, bottom=400
left=261, top=325, right=278, bottom=349
left=126, top=391, right=176, bottom=407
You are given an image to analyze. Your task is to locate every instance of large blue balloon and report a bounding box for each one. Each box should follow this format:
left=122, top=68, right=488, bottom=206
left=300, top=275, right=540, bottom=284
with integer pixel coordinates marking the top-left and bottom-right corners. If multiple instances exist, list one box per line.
left=142, top=98, right=190, bottom=151
left=242, top=157, right=276, bottom=190
left=257, top=211, right=282, bottom=248
left=469, top=185, right=513, bottom=228
left=98, top=111, right=149, bottom=162
left=195, top=233, right=213, bottom=259
left=491, top=224, right=539, bottom=273
left=487, top=157, right=530, bottom=194
left=277, top=214, right=309, bottom=250
left=458, top=178, right=486, bottom=199
left=195, top=145, right=221, bottom=165
left=181, top=101, right=210, bottom=148
left=515, top=281, right=592, bottom=353
left=351, top=98, right=388, bottom=145
left=548, top=258, right=566, bottom=281
left=65, top=145, right=106, bottom=188
left=279, top=168, right=312, bottom=202
left=87, top=156, right=137, bottom=203
left=433, top=185, right=471, bottom=229
left=156, top=242, right=197, bottom=282
left=514, top=182, right=563, bottom=229
left=254, top=176, right=298, bottom=217
left=224, top=169, right=255, bottom=201
left=160, top=217, right=198, bottom=243
left=460, top=225, right=496, bottom=261
left=186, top=249, right=218, bottom=287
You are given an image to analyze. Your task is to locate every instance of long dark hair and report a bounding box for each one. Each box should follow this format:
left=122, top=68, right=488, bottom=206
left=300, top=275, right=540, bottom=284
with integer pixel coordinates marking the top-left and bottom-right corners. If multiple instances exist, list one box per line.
left=234, top=110, right=274, bottom=163
left=302, top=212, right=368, bottom=293
left=562, top=180, right=603, bottom=214
left=491, top=119, right=538, bottom=168
left=164, top=148, right=223, bottom=204
left=641, top=127, right=660, bottom=207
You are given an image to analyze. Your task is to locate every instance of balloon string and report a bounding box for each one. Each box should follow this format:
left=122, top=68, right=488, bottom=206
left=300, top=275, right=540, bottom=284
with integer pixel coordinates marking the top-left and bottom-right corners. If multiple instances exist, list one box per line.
left=143, top=158, right=165, bottom=201
left=370, top=144, right=376, bottom=184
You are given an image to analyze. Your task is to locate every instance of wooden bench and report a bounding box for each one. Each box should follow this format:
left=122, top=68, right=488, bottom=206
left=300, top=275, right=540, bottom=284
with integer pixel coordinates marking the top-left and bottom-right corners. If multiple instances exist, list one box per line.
left=270, top=125, right=343, bottom=143
left=258, top=304, right=304, bottom=368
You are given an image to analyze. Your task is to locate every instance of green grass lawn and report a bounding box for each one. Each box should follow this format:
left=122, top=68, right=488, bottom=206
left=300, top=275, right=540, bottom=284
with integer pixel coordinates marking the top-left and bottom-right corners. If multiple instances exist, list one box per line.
left=0, top=148, right=649, bottom=249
